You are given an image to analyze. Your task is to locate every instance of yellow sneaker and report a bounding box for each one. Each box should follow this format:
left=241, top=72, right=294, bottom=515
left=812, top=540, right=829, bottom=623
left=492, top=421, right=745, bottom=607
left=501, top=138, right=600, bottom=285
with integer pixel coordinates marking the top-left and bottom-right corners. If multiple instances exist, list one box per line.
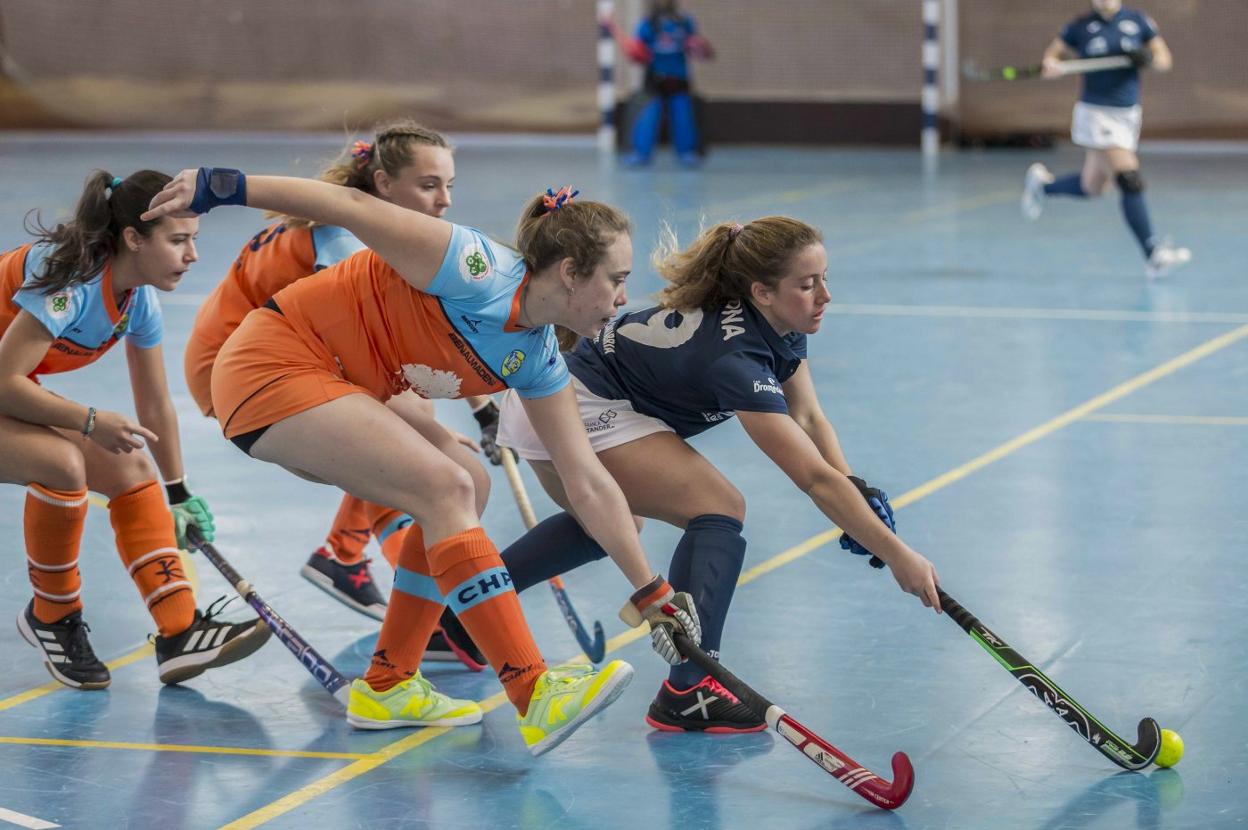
left=347, top=673, right=483, bottom=730
left=517, top=660, right=634, bottom=756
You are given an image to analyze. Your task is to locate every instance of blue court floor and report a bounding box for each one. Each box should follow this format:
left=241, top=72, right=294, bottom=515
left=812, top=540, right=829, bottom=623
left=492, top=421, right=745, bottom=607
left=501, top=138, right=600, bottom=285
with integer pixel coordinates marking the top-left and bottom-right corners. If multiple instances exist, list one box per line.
left=0, top=134, right=1245, bottom=829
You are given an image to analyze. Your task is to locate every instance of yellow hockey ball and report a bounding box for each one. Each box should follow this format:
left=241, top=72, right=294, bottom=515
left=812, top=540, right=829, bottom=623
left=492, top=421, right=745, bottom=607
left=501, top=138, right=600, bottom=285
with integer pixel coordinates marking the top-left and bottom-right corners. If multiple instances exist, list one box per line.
left=1155, top=728, right=1184, bottom=768
left=1003, top=66, right=1017, bottom=80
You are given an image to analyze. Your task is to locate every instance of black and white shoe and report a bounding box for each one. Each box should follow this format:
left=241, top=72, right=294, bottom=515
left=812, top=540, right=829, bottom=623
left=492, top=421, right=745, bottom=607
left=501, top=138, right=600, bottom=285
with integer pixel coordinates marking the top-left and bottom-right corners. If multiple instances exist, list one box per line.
left=645, top=676, right=765, bottom=733
left=300, top=546, right=387, bottom=621
left=154, top=596, right=272, bottom=685
left=17, top=601, right=110, bottom=690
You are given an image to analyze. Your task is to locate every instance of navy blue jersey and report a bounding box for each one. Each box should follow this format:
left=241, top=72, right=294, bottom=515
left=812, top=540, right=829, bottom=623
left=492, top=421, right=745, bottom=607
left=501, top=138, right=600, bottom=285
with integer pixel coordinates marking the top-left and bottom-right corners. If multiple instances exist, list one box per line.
left=1061, top=7, right=1158, bottom=108
left=567, top=299, right=807, bottom=439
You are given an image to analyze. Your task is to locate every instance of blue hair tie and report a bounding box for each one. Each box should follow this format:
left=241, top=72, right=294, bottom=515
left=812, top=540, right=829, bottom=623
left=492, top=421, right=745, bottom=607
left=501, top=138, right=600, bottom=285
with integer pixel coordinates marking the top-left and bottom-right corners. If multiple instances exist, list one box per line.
left=111, top=177, right=123, bottom=188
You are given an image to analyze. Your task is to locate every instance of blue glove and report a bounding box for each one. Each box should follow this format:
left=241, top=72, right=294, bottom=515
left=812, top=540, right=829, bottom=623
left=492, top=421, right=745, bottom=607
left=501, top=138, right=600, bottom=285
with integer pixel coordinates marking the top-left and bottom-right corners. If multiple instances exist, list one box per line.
left=189, top=167, right=247, bottom=214
left=166, top=479, right=215, bottom=548
left=838, top=475, right=894, bottom=569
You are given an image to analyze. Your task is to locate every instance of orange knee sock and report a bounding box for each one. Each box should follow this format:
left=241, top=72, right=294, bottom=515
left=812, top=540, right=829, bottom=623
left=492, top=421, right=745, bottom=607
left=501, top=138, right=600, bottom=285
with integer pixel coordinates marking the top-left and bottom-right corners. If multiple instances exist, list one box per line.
left=109, top=480, right=196, bottom=637
left=430, top=528, right=545, bottom=713
left=324, top=494, right=373, bottom=564
left=368, top=506, right=412, bottom=571
left=24, top=483, right=88, bottom=623
left=364, top=525, right=444, bottom=691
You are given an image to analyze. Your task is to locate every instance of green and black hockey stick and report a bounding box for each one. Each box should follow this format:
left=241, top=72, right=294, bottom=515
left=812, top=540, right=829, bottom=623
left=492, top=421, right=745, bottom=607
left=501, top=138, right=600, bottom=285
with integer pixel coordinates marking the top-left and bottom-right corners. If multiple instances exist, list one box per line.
left=938, top=588, right=1160, bottom=770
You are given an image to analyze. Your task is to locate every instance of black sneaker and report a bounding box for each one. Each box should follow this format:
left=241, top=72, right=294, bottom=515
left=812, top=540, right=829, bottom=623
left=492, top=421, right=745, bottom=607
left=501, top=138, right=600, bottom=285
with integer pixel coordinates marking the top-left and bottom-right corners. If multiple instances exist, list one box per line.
left=154, top=597, right=272, bottom=685
left=645, top=676, right=765, bottom=733
left=17, top=601, right=110, bottom=690
left=300, top=546, right=387, bottom=621
left=433, top=608, right=486, bottom=672
left=423, top=629, right=460, bottom=663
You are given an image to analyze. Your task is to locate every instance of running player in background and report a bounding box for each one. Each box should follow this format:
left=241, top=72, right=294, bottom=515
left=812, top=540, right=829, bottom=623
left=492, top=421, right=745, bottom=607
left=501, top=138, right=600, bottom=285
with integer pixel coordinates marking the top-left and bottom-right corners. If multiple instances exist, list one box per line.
left=145, top=170, right=702, bottom=755
left=184, top=122, right=495, bottom=666
left=613, top=0, right=715, bottom=168
left=0, top=170, right=270, bottom=690
left=496, top=217, right=942, bottom=732
left=1021, top=0, right=1190, bottom=279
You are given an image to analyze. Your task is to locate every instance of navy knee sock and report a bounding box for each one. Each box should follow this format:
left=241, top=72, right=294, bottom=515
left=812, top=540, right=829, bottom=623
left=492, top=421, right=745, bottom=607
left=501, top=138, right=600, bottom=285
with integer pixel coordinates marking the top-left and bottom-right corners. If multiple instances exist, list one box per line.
left=1120, top=191, right=1156, bottom=257
left=667, top=514, right=747, bottom=689
left=1044, top=173, right=1086, bottom=197
left=498, top=512, right=608, bottom=592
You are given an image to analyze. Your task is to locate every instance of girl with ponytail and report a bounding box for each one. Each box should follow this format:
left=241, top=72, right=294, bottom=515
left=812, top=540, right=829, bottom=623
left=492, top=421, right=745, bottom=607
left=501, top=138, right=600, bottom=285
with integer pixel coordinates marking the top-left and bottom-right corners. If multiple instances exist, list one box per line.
left=183, top=121, right=498, bottom=667
left=0, top=170, right=269, bottom=691
left=495, top=216, right=943, bottom=733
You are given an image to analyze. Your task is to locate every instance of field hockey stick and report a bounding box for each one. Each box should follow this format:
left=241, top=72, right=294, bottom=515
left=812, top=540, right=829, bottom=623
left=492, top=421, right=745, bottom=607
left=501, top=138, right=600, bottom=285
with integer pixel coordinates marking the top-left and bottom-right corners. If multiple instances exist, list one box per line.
left=962, top=54, right=1133, bottom=81
left=672, top=633, right=914, bottom=810
left=185, top=525, right=351, bottom=706
left=936, top=587, right=1160, bottom=770
left=500, top=450, right=607, bottom=663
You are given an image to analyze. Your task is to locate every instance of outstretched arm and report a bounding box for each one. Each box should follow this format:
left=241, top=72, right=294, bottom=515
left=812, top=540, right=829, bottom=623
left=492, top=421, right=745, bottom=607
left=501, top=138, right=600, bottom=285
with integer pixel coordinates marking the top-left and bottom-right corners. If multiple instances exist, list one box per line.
left=782, top=361, right=850, bottom=474
left=737, top=408, right=941, bottom=612
left=144, top=170, right=452, bottom=293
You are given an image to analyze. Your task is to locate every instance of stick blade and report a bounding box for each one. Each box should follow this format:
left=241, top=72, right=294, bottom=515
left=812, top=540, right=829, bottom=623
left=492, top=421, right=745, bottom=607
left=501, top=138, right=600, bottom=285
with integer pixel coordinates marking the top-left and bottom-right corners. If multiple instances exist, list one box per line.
left=1133, top=717, right=1162, bottom=767
left=586, top=621, right=607, bottom=664
left=885, top=752, right=915, bottom=808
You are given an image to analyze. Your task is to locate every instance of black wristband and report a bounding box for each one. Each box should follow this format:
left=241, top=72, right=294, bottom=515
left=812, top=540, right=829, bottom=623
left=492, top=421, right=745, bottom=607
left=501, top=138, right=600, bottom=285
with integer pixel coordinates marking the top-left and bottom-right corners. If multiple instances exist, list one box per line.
left=165, top=480, right=191, bottom=504
left=472, top=400, right=500, bottom=428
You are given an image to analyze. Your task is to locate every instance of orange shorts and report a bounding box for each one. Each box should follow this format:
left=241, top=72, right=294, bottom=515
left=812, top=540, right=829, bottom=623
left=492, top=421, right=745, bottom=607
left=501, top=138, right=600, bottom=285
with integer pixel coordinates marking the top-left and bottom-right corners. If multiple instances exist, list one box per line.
left=210, top=306, right=371, bottom=440
left=183, top=335, right=218, bottom=418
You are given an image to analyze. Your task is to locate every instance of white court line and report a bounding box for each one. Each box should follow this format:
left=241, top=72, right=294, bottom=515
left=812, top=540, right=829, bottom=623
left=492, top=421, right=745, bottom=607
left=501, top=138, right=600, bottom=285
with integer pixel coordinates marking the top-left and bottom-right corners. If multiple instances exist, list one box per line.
left=826, top=303, right=1248, bottom=324
left=1085, top=413, right=1248, bottom=426
left=0, top=807, right=59, bottom=829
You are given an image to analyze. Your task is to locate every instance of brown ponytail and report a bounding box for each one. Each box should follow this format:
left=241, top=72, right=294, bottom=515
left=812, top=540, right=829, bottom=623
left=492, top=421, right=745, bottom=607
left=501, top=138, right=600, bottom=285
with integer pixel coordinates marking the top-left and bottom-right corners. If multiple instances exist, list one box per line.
left=24, top=169, right=172, bottom=295
left=277, top=119, right=451, bottom=229
left=514, top=191, right=631, bottom=351
left=656, top=216, right=822, bottom=311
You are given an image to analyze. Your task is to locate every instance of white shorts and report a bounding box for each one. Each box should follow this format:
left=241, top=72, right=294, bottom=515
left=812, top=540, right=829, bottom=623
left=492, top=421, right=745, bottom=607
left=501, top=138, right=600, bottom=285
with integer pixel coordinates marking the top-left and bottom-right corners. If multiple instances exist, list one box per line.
left=497, top=377, right=674, bottom=461
left=1071, top=101, right=1142, bottom=151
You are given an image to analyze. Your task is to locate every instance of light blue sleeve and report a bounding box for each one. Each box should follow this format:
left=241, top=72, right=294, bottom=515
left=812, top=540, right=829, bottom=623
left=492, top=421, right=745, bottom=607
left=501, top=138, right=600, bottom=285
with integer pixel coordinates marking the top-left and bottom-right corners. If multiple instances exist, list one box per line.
left=311, top=225, right=365, bottom=271
left=513, top=326, right=571, bottom=400
left=124, top=286, right=164, bottom=349
left=426, top=224, right=518, bottom=302
left=11, top=247, right=85, bottom=339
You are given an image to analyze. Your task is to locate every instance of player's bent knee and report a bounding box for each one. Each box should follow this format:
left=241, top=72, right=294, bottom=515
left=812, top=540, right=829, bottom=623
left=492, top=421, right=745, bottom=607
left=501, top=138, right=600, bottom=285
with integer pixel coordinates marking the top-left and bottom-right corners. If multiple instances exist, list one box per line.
left=37, top=444, right=87, bottom=491
left=1115, top=170, right=1145, bottom=194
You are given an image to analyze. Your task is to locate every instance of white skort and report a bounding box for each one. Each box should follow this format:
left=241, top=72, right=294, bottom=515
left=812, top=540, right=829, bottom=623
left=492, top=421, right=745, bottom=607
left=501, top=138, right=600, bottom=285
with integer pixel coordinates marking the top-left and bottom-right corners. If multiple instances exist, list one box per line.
left=1071, top=101, right=1142, bottom=151
left=497, top=377, right=674, bottom=461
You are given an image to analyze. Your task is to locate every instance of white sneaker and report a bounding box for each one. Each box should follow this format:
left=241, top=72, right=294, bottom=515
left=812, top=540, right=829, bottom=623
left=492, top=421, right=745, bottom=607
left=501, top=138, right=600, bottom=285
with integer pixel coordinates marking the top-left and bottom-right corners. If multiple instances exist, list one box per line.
left=1145, top=243, right=1192, bottom=280
left=1021, top=163, right=1054, bottom=221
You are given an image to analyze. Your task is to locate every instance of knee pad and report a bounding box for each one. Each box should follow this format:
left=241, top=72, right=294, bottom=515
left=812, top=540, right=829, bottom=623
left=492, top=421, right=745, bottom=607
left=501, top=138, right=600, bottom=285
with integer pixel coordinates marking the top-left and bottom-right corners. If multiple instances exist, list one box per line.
left=1115, top=170, right=1145, bottom=194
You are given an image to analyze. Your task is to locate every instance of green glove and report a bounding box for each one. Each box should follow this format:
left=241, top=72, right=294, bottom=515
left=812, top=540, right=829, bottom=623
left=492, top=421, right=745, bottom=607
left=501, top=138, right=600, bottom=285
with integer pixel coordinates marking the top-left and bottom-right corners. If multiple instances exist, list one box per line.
left=166, top=478, right=214, bottom=548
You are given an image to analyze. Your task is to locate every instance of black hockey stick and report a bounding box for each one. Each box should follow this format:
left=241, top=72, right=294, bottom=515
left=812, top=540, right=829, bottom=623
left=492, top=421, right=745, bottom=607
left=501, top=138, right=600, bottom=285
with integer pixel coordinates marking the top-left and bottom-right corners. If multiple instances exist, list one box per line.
left=938, top=588, right=1160, bottom=770
left=962, top=55, right=1132, bottom=81
left=501, top=451, right=607, bottom=662
left=185, top=525, right=351, bottom=705
left=673, top=633, right=914, bottom=809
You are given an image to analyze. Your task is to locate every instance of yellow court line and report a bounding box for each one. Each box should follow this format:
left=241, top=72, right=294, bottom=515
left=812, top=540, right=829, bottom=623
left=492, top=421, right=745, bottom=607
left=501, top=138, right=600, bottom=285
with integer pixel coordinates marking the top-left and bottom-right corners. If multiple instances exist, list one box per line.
left=221, top=321, right=1248, bottom=829
left=219, top=688, right=511, bottom=830
left=0, top=735, right=367, bottom=761
left=901, top=190, right=1017, bottom=224
left=0, top=644, right=154, bottom=713
left=1085, top=413, right=1248, bottom=426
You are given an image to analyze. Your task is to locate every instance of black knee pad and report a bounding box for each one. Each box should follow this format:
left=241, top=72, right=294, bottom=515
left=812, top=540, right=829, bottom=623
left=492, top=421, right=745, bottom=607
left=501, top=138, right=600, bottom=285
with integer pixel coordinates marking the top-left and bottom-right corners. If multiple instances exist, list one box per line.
left=1116, top=170, right=1145, bottom=194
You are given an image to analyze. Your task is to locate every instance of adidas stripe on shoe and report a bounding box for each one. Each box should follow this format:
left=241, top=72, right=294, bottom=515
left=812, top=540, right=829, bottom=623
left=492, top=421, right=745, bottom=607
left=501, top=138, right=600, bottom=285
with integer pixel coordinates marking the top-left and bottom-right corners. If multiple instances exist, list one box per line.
left=17, top=600, right=110, bottom=690
left=154, top=596, right=271, bottom=685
